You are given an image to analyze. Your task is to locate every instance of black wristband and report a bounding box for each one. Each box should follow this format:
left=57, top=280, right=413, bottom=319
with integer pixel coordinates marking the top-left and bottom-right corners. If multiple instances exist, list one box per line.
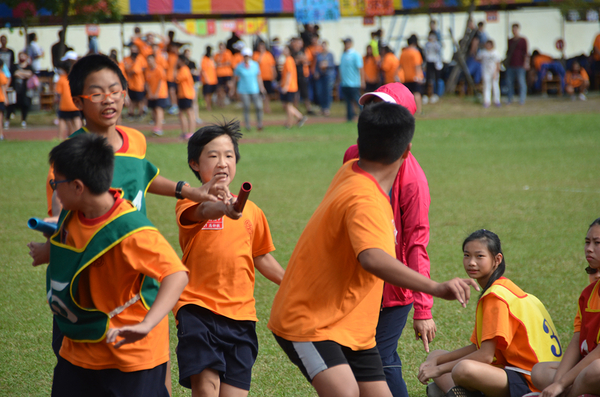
left=175, top=181, right=188, bottom=200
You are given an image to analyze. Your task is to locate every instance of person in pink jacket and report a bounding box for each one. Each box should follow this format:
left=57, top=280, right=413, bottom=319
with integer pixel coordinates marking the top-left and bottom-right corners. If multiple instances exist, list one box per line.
left=343, top=82, right=434, bottom=397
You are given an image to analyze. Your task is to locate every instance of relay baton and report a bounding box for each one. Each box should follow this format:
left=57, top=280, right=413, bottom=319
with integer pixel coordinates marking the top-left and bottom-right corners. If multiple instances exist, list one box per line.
left=233, top=182, right=252, bottom=213
left=28, top=217, right=58, bottom=235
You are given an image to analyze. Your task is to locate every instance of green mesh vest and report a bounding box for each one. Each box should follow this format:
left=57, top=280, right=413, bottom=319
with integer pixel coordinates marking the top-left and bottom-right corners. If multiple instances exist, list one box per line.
left=47, top=206, right=158, bottom=342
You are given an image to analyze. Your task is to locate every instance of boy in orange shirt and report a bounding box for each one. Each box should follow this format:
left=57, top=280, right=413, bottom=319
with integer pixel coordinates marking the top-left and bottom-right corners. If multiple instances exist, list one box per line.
left=253, top=42, right=276, bottom=113
left=399, top=35, right=425, bottom=114
left=214, top=42, right=233, bottom=107
left=174, top=120, right=284, bottom=396
left=0, top=59, right=7, bottom=141
left=175, top=55, right=196, bottom=140
left=123, top=44, right=148, bottom=119
left=280, top=45, right=306, bottom=129
left=145, top=54, right=169, bottom=136
left=46, top=133, right=189, bottom=396
left=200, top=46, right=218, bottom=111
left=55, top=62, right=82, bottom=140
left=268, top=102, right=477, bottom=397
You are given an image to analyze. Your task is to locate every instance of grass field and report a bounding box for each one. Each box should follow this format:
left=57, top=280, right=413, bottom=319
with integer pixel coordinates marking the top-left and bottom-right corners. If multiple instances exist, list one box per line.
left=1, top=110, right=599, bottom=396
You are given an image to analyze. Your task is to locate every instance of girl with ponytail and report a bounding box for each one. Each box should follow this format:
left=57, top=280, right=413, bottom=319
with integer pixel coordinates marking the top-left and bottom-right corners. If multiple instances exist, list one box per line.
left=418, top=230, right=562, bottom=397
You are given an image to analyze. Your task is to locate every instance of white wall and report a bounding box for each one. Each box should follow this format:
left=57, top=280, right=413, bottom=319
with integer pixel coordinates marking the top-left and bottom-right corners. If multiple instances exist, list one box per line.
left=1, top=7, right=598, bottom=71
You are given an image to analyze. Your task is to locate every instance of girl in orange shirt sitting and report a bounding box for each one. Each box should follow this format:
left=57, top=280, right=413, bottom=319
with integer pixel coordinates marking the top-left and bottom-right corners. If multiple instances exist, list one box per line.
left=418, top=230, right=562, bottom=397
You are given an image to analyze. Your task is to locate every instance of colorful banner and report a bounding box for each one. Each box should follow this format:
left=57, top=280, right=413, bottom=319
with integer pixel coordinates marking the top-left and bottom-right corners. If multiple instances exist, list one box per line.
left=294, top=0, right=340, bottom=23
left=117, top=0, right=294, bottom=15
left=365, top=0, right=394, bottom=16
left=339, top=0, right=364, bottom=16
left=179, top=19, right=216, bottom=36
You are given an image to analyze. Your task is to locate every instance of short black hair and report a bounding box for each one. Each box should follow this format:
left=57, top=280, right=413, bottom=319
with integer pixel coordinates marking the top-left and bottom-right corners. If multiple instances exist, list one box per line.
left=49, top=134, right=114, bottom=195
left=357, top=102, right=415, bottom=165
left=68, top=54, right=128, bottom=98
left=205, top=45, right=212, bottom=57
left=187, top=119, right=243, bottom=182
left=407, top=34, right=418, bottom=46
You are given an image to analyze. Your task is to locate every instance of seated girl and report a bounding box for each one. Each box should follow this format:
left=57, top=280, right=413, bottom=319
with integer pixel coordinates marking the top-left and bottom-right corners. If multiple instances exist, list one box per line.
left=418, top=229, right=563, bottom=397
left=530, top=218, right=600, bottom=397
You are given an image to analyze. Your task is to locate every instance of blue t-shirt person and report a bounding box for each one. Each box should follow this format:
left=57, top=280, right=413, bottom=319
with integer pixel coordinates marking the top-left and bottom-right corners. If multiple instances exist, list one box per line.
left=234, top=60, right=260, bottom=95
left=339, top=48, right=363, bottom=88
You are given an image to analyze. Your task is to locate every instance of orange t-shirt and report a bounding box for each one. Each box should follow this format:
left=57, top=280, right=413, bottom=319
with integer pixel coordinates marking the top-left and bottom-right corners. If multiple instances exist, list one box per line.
left=154, top=51, right=169, bottom=71
left=176, top=65, right=195, bottom=99
left=565, top=69, right=589, bottom=88
left=55, top=74, right=79, bottom=112
left=364, top=55, right=380, bottom=84
left=268, top=160, right=396, bottom=351
left=59, top=196, right=187, bottom=372
left=174, top=199, right=275, bottom=321
left=281, top=56, right=298, bottom=93
left=593, top=34, right=600, bottom=61
left=469, top=279, right=542, bottom=391
left=215, top=49, right=233, bottom=77
left=381, top=53, right=400, bottom=84
left=123, top=55, right=147, bottom=92
left=133, top=37, right=153, bottom=59
left=399, top=47, right=423, bottom=83
left=201, top=56, right=218, bottom=85
left=166, top=52, right=178, bottom=82
left=253, top=51, right=276, bottom=81
left=0, top=71, right=8, bottom=103
left=306, top=44, right=322, bottom=73
left=145, top=66, right=168, bottom=99
left=533, top=54, right=553, bottom=71
left=231, top=52, right=244, bottom=71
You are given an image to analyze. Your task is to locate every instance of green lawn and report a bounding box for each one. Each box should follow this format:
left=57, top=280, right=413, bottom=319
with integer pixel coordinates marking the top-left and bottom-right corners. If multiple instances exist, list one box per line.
left=1, top=113, right=599, bottom=396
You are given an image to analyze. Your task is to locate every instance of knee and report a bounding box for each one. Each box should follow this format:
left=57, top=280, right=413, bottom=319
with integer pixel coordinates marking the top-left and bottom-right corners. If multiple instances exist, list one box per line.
left=451, top=360, right=480, bottom=385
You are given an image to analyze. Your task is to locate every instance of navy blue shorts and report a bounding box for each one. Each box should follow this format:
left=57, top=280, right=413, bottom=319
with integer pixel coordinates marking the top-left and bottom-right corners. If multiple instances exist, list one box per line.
left=0, top=103, right=5, bottom=112
left=176, top=305, right=258, bottom=390
left=504, top=368, right=533, bottom=397
left=403, top=82, right=423, bottom=95
left=58, top=110, right=82, bottom=120
left=273, top=334, right=385, bottom=383
left=147, top=98, right=169, bottom=109
left=52, top=356, right=169, bottom=397
left=128, top=89, right=145, bottom=102
left=202, top=84, right=217, bottom=95
left=167, top=81, right=177, bottom=90
left=280, top=91, right=297, bottom=103
left=177, top=98, right=193, bottom=110
left=263, top=80, right=276, bottom=94
left=217, top=76, right=231, bottom=87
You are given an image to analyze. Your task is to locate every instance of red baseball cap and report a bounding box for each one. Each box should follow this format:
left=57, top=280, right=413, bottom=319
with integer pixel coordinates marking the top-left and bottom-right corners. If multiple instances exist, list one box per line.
left=358, top=83, right=417, bottom=115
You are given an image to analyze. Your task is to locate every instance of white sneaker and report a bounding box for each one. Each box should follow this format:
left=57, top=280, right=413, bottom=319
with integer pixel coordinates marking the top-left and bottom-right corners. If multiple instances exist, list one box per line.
left=3, top=120, right=8, bottom=129
left=579, top=93, right=587, bottom=101
left=430, top=94, right=439, bottom=104
left=426, top=382, right=444, bottom=397
left=422, top=95, right=429, bottom=105
left=21, top=121, right=27, bottom=129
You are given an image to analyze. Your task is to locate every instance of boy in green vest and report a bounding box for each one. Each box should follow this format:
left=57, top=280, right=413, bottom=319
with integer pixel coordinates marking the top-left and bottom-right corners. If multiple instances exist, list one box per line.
left=47, top=133, right=189, bottom=396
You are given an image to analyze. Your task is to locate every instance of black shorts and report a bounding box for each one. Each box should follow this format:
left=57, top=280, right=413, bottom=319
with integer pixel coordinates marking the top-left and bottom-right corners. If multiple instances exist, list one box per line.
left=177, top=98, right=193, bottom=110
left=147, top=98, right=169, bottom=109
left=280, top=91, right=296, bottom=103
left=504, top=368, right=533, bottom=397
left=273, top=334, right=385, bottom=383
left=0, top=103, right=5, bottom=112
left=365, top=82, right=380, bottom=93
left=217, top=76, right=231, bottom=87
left=403, top=82, right=423, bottom=95
left=167, top=81, right=177, bottom=90
left=52, top=356, right=168, bottom=397
left=58, top=110, right=82, bottom=120
left=263, top=80, right=276, bottom=94
left=202, top=84, right=217, bottom=95
left=128, top=89, right=145, bottom=102
left=176, top=305, right=258, bottom=390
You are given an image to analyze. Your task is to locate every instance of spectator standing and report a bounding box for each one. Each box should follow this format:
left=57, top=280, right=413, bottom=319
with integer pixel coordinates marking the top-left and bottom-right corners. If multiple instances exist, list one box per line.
left=0, top=59, right=7, bottom=140
left=6, top=52, right=33, bottom=129
left=166, top=42, right=181, bottom=114
left=399, top=35, right=425, bottom=114
left=424, top=31, right=442, bottom=103
left=478, top=40, right=501, bottom=108
left=339, top=37, right=364, bottom=122
left=430, top=19, right=442, bottom=44
left=381, top=45, right=400, bottom=85
left=364, top=45, right=381, bottom=93
left=565, top=61, right=589, bottom=100
left=253, top=41, right=276, bottom=114
left=183, top=48, right=202, bottom=125
left=291, top=37, right=315, bottom=115
left=505, top=23, right=529, bottom=105
left=54, top=62, right=82, bottom=139
left=25, top=33, right=44, bottom=73
left=280, top=45, right=306, bottom=129
left=234, top=48, right=265, bottom=131
left=200, top=46, right=218, bottom=111
left=0, top=35, right=15, bottom=72
left=314, top=40, right=336, bottom=116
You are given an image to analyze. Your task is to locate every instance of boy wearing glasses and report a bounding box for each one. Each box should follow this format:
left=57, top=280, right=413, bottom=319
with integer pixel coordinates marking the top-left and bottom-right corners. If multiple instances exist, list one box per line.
left=46, top=133, right=189, bottom=396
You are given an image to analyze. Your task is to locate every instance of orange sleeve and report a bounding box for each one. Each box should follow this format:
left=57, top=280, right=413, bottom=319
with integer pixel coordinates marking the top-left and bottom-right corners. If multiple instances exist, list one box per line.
left=574, top=306, right=582, bottom=333
left=469, top=294, right=513, bottom=351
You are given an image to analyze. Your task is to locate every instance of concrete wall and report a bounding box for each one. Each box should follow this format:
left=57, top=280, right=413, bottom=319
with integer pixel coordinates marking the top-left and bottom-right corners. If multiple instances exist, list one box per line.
left=1, top=7, right=598, bottom=71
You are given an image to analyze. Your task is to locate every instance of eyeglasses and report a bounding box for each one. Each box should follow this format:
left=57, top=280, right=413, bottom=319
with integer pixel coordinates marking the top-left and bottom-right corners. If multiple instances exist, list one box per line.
left=49, top=179, right=72, bottom=190
left=585, top=266, right=598, bottom=275
left=78, top=90, right=125, bottom=103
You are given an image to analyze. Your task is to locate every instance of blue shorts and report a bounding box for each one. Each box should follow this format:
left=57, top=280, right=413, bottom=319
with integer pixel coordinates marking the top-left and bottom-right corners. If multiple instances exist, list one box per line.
left=147, top=98, right=169, bottom=109
left=167, top=81, right=177, bottom=90
left=58, top=110, right=82, bottom=120
left=176, top=305, right=258, bottom=390
left=177, top=98, right=193, bottom=110
left=280, top=91, right=297, bottom=103
left=273, top=334, right=385, bottom=383
left=52, top=356, right=169, bottom=397
left=0, top=103, right=5, bottom=112
left=128, top=89, right=145, bottom=102
left=504, top=368, right=533, bottom=397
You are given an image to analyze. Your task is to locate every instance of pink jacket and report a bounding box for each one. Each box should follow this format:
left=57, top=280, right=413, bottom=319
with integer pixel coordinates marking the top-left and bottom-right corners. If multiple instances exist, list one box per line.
left=343, top=146, right=433, bottom=319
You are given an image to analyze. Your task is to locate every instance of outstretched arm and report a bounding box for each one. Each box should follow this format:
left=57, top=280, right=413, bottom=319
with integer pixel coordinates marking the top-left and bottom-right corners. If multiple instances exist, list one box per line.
left=106, top=270, right=188, bottom=348
left=254, top=253, right=285, bottom=285
left=148, top=174, right=230, bottom=203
